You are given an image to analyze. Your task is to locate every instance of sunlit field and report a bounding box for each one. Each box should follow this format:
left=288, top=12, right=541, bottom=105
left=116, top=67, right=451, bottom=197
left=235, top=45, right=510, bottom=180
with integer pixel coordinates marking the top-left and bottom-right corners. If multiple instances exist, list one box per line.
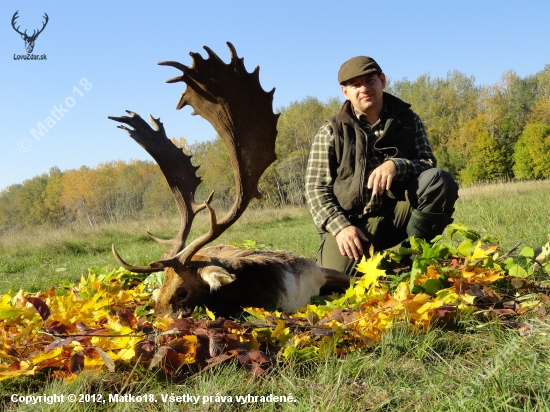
left=1, top=180, right=549, bottom=411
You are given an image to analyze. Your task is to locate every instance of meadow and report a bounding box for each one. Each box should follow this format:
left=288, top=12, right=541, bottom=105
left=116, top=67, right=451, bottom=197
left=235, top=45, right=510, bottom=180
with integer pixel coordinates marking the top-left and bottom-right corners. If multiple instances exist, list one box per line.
left=0, top=180, right=549, bottom=411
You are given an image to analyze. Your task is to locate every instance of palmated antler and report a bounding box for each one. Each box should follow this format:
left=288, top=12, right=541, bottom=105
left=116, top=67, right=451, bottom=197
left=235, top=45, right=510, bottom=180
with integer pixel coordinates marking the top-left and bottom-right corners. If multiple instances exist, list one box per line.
left=109, top=42, right=278, bottom=272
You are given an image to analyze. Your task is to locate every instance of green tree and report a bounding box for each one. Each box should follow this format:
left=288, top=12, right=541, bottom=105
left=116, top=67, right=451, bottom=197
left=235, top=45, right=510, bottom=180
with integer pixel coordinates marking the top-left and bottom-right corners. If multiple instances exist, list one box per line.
left=0, top=185, right=22, bottom=231
left=494, top=72, right=538, bottom=162
left=459, top=131, right=508, bottom=185
left=513, top=124, right=550, bottom=179
left=43, top=166, right=68, bottom=225
left=263, top=96, right=341, bottom=206
left=512, top=138, right=534, bottom=179
left=388, top=71, right=478, bottom=149
left=528, top=65, right=550, bottom=125
left=14, top=174, right=50, bottom=227
left=190, top=137, right=234, bottom=209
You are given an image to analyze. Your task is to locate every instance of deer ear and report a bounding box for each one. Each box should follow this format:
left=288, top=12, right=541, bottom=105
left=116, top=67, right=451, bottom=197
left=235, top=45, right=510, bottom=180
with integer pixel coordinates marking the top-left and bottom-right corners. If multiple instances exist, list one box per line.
left=199, top=266, right=236, bottom=292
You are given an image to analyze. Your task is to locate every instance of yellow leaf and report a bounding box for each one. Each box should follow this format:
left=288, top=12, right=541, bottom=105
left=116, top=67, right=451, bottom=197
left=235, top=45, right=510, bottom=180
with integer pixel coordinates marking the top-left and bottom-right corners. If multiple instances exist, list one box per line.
left=461, top=294, right=476, bottom=305
left=355, top=252, right=386, bottom=291
left=205, top=307, right=216, bottom=321
left=394, top=282, right=409, bottom=301
left=404, top=293, right=432, bottom=317
left=319, top=335, right=338, bottom=358
left=115, top=346, right=135, bottom=361
left=271, top=320, right=287, bottom=340
left=0, top=361, right=34, bottom=382
left=243, top=307, right=266, bottom=320
left=29, top=348, right=63, bottom=366
left=84, top=357, right=107, bottom=368
left=305, top=304, right=330, bottom=318
left=0, top=299, right=32, bottom=320
left=470, top=241, right=498, bottom=260
left=63, top=373, right=79, bottom=384
left=152, top=316, right=173, bottom=331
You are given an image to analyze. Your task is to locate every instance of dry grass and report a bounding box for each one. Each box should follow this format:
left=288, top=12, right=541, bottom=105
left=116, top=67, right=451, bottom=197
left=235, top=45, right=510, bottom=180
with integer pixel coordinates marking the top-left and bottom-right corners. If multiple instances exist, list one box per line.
left=457, top=179, right=550, bottom=201
left=0, top=206, right=310, bottom=250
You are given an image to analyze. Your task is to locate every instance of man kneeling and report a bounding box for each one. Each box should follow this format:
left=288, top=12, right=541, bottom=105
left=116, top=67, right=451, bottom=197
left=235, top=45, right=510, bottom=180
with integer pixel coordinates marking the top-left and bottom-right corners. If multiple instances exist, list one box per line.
left=305, top=56, right=458, bottom=276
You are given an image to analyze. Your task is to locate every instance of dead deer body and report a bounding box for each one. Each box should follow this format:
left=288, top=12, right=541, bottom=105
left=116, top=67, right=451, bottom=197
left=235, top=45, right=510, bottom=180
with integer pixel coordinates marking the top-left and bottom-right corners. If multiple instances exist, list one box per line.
left=109, top=43, right=351, bottom=317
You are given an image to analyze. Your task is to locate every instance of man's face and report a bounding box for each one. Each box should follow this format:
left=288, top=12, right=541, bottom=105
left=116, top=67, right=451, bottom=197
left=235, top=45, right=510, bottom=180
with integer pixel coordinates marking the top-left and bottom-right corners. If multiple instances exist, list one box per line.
left=341, top=73, right=386, bottom=118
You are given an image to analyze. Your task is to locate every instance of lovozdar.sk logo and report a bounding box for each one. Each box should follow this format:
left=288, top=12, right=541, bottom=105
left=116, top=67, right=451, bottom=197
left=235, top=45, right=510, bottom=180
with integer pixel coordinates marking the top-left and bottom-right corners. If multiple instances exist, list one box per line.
left=11, top=10, right=49, bottom=60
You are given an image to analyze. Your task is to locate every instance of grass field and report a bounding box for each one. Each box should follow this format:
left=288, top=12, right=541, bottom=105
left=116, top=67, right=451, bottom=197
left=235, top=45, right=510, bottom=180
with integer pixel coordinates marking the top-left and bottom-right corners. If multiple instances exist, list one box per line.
left=1, top=180, right=549, bottom=411
left=2, top=179, right=549, bottom=295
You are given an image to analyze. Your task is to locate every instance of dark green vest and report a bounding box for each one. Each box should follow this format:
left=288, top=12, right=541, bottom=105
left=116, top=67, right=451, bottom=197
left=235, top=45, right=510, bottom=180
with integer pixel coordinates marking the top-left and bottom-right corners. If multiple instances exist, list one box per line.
left=328, top=92, right=417, bottom=214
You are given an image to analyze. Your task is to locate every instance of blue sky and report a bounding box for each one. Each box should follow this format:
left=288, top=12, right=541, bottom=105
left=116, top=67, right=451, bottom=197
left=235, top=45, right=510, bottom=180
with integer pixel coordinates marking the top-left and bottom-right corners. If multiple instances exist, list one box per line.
left=1, top=0, right=549, bottom=191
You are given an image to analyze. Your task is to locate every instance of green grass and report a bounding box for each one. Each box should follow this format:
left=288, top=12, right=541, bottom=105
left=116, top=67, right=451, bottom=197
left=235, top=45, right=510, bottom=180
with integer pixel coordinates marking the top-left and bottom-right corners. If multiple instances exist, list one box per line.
left=0, top=207, right=319, bottom=294
left=2, top=180, right=549, bottom=294
left=452, top=179, right=550, bottom=253
left=1, top=180, right=550, bottom=411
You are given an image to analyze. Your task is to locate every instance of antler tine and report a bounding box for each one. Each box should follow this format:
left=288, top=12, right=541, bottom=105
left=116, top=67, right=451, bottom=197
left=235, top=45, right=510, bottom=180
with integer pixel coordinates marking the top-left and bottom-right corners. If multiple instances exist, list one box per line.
left=112, top=244, right=180, bottom=274
left=146, top=231, right=175, bottom=246
left=173, top=193, right=219, bottom=265
left=226, top=42, right=239, bottom=60
left=157, top=61, right=187, bottom=84
left=146, top=188, right=216, bottom=247
left=108, top=110, right=204, bottom=270
left=202, top=45, right=227, bottom=67
left=11, top=11, right=25, bottom=36
left=224, top=42, right=248, bottom=74
left=35, top=13, right=49, bottom=36
left=158, top=43, right=278, bottom=265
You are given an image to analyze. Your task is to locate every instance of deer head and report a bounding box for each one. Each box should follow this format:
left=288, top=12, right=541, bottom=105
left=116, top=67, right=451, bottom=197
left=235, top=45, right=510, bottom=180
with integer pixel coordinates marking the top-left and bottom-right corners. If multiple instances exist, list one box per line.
left=109, top=43, right=279, bottom=316
left=11, top=11, right=49, bottom=53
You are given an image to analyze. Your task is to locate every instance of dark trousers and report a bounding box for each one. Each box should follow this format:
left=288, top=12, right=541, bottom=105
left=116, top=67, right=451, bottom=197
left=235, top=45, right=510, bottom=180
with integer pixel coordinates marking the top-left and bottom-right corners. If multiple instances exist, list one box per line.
left=316, top=168, right=458, bottom=276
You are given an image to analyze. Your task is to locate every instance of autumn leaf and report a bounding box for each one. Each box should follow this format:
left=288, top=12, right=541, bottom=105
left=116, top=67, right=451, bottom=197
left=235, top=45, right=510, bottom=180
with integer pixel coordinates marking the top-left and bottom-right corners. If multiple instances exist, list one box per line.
left=0, top=227, right=547, bottom=382
left=26, top=297, right=51, bottom=320
left=355, top=250, right=386, bottom=290
left=205, top=307, right=216, bottom=321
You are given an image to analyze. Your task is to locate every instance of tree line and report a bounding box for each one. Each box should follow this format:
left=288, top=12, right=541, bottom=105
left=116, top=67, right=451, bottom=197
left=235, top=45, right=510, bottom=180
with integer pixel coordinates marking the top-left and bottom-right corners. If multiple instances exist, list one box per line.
left=1, top=65, right=549, bottom=231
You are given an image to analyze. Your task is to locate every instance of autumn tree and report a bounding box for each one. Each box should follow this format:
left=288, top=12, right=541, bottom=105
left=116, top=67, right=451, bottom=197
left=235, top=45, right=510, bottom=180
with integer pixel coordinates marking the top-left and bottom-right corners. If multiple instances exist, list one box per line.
left=0, top=185, right=23, bottom=231
left=388, top=71, right=478, bottom=149
left=59, top=166, right=99, bottom=227
left=190, top=138, right=234, bottom=209
left=3, top=65, right=550, bottom=232
left=489, top=71, right=538, bottom=168
left=42, top=167, right=68, bottom=225
left=11, top=174, right=51, bottom=227
left=513, top=123, right=550, bottom=179
left=459, top=131, right=509, bottom=185
left=262, top=97, right=341, bottom=206
left=528, top=65, right=550, bottom=125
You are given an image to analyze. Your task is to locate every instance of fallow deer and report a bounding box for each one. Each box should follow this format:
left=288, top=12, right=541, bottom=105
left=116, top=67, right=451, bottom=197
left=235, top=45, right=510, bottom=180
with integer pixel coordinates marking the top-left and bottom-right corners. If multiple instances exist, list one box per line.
left=109, top=43, right=352, bottom=317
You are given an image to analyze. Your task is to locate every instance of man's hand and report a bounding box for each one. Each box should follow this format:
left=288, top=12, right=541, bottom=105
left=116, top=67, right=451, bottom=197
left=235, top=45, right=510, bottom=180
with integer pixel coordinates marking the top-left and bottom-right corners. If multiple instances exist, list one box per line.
left=367, top=160, right=397, bottom=195
left=335, top=226, right=369, bottom=260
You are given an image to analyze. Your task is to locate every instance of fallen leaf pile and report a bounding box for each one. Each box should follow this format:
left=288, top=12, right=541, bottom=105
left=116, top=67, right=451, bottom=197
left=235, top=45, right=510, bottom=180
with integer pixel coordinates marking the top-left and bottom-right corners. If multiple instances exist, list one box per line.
left=1, top=225, right=549, bottom=382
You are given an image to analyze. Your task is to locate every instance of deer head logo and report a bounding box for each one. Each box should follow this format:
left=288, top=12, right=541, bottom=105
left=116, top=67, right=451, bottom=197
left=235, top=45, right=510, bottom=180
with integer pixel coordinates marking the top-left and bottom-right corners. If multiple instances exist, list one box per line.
left=11, top=11, right=49, bottom=54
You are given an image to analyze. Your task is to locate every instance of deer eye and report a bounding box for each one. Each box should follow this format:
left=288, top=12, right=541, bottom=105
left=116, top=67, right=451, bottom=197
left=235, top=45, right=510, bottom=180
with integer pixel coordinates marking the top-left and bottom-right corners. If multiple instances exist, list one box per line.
left=175, top=289, right=189, bottom=306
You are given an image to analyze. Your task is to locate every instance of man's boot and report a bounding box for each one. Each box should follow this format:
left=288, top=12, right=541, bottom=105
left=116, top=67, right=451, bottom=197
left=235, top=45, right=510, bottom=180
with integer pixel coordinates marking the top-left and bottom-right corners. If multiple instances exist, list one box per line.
left=406, top=209, right=454, bottom=242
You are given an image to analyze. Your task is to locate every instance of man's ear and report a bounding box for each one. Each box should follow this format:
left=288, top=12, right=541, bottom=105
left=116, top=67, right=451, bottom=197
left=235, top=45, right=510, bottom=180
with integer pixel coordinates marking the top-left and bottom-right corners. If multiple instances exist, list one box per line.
left=199, top=266, right=236, bottom=292
left=380, top=73, right=387, bottom=89
left=341, top=84, right=349, bottom=100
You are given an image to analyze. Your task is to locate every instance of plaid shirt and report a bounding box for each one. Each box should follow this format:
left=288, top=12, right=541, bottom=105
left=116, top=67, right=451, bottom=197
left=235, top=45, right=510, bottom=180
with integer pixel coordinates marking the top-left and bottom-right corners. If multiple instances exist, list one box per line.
left=305, top=102, right=436, bottom=236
